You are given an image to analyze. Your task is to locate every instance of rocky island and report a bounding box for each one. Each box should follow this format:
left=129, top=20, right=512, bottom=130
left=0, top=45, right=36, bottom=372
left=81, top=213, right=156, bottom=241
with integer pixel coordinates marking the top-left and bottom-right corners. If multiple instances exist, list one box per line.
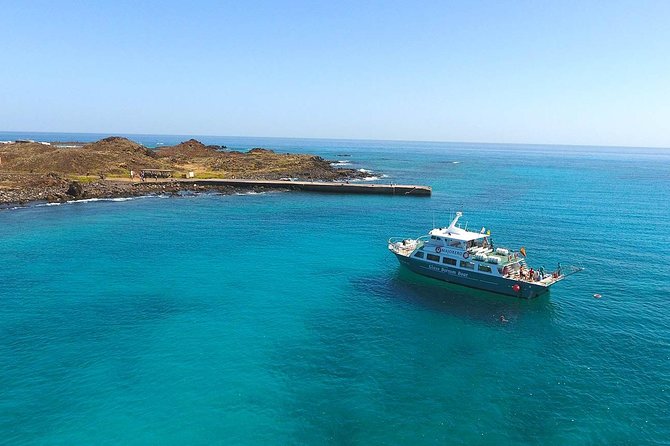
left=0, top=137, right=364, bottom=205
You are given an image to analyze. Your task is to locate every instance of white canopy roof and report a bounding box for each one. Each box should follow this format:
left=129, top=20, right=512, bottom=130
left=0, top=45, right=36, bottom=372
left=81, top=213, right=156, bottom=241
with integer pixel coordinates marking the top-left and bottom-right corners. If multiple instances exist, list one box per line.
left=430, top=227, right=487, bottom=241
left=429, top=212, right=488, bottom=242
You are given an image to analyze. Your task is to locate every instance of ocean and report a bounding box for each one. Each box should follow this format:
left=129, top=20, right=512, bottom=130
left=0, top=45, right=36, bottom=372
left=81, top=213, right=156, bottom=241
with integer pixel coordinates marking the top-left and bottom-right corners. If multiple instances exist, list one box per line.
left=1, top=132, right=669, bottom=444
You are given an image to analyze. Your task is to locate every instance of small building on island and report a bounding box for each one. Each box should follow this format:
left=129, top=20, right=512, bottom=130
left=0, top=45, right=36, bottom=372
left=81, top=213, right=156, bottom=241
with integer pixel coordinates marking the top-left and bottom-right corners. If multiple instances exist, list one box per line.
left=140, top=169, right=173, bottom=179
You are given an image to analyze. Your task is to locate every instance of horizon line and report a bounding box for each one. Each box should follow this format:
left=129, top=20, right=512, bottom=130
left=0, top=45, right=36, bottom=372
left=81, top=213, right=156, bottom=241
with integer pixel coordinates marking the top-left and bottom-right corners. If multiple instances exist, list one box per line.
left=1, top=129, right=669, bottom=151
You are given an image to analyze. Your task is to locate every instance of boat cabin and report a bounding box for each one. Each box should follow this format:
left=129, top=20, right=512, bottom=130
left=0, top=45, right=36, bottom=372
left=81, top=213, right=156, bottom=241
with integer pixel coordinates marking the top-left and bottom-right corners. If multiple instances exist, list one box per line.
left=415, top=212, right=529, bottom=278
left=426, top=212, right=491, bottom=251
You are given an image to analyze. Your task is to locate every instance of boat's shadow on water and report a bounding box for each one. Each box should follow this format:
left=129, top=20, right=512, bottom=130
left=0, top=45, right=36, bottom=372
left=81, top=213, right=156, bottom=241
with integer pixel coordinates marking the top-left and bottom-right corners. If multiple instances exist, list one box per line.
left=354, top=268, right=557, bottom=325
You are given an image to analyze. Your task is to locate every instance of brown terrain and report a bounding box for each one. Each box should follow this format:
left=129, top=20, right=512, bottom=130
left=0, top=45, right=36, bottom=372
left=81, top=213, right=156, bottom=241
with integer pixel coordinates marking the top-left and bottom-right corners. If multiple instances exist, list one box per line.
left=0, top=137, right=362, bottom=205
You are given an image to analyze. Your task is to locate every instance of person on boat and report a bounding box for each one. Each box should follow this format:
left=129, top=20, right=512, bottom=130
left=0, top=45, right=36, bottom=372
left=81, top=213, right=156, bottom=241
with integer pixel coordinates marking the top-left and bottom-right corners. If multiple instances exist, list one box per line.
left=529, top=268, right=534, bottom=281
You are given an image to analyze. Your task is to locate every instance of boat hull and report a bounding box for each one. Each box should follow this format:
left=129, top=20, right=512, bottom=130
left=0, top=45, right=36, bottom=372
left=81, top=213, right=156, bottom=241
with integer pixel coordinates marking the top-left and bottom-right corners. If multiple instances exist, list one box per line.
left=394, top=253, right=549, bottom=299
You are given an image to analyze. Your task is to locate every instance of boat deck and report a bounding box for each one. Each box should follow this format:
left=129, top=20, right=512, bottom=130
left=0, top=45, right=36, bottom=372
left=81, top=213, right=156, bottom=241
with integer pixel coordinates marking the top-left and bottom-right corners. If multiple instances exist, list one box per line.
left=388, top=240, right=564, bottom=286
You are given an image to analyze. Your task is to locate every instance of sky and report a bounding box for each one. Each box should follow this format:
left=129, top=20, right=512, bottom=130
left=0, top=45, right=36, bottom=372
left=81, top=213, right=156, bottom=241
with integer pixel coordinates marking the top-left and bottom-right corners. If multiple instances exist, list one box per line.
left=1, top=0, right=669, bottom=147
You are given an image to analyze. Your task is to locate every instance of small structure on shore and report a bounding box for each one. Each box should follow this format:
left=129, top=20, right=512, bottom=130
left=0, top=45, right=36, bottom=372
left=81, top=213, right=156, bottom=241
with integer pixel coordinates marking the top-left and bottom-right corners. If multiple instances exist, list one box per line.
left=140, top=169, right=173, bottom=179
left=178, top=178, right=431, bottom=196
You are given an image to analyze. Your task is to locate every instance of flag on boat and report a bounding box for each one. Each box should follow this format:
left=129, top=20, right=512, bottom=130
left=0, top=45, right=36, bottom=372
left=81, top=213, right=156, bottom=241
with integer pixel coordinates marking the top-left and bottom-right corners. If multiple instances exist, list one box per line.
left=520, top=247, right=527, bottom=257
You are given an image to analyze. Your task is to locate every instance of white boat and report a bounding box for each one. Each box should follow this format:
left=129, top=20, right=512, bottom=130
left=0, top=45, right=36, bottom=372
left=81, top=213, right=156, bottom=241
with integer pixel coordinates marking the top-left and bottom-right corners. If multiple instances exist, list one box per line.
left=388, top=212, right=579, bottom=298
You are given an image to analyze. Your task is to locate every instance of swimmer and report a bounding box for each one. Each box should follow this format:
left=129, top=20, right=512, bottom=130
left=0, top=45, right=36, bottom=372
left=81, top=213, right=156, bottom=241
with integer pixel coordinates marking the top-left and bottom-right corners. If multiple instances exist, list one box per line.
left=500, top=315, right=509, bottom=323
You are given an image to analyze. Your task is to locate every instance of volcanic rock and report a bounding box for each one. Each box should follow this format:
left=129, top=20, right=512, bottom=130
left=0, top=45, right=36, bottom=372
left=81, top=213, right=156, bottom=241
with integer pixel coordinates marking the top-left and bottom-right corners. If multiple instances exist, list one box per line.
left=66, top=181, right=84, bottom=198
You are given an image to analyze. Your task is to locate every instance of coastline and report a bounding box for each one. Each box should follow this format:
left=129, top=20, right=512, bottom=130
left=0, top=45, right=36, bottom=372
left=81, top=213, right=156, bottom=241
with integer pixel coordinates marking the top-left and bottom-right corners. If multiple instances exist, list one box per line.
left=0, top=175, right=283, bottom=208
left=0, top=136, right=364, bottom=207
left=0, top=176, right=431, bottom=209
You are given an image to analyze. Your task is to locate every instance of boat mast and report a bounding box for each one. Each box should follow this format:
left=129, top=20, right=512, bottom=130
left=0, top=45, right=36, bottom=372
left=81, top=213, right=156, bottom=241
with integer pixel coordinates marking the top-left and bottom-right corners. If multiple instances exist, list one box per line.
left=447, top=211, right=463, bottom=231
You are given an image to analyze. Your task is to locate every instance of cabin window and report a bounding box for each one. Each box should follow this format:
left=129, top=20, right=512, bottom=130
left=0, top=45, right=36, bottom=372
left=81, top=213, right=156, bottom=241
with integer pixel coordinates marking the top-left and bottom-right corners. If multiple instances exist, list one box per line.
left=427, top=254, right=440, bottom=262
left=414, top=251, right=424, bottom=259
left=442, top=257, right=456, bottom=265
left=431, top=236, right=436, bottom=240
left=478, top=264, right=492, bottom=273
left=460, top=261, right=475, bottom=270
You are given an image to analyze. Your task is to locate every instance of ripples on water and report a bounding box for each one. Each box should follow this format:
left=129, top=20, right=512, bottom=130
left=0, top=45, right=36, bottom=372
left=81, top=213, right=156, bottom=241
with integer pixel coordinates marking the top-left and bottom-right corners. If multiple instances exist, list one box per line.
left=1, top=134, right=669, bottom=444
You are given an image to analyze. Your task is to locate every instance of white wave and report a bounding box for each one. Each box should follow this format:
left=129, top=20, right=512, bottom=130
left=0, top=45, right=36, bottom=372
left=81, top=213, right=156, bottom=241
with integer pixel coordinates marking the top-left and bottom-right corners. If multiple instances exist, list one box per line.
left=0, top=205, right=27, bottom=211
left=351, top=176, right=381, bottom=182
left=234, top=191, right=267, bottom=196
left=35, top=196, right=151, bottom=207
left=452, top=161, right=461, bottom=164
left=69, top=198, right=110, bottom=204
left=358, top=168, right=373, bottom=173
left=350, top=172, right=390, bottom=182
left=330, top=161, right=351, bottom=166
left=108, top=197, right=139, bottom=202
left=24, top=190, right=275, bottom=209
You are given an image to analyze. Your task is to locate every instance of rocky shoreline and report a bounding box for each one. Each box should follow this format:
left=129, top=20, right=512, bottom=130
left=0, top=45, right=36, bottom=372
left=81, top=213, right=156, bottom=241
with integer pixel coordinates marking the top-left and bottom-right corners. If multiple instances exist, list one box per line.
left=0, top=136, right=364, bottom=207
left=0, top=174, right=285, bottom=208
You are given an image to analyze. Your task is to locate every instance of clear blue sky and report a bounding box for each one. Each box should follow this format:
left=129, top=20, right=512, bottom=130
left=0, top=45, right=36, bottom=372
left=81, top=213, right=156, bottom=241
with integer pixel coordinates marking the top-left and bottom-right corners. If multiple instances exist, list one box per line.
left=1, top=0, right=669, bottom=147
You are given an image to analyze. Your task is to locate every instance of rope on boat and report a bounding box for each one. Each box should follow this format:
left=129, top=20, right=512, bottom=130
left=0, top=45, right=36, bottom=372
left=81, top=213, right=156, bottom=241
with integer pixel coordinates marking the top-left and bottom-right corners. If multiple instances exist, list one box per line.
left=561, top=265, right=584, bottom=278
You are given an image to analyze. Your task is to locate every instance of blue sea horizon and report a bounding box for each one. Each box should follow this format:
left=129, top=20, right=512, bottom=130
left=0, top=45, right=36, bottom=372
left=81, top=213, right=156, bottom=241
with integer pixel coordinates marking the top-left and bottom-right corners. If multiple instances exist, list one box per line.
left=2, top=130, right=669, bottom=152
left=1, top=132, right=669, bottom=444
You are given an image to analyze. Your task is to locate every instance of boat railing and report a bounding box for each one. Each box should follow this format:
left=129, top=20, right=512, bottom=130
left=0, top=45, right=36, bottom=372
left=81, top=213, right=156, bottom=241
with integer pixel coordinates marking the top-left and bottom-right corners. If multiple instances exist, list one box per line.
left=388, top=236, right=411, bottom=244
left=541, top=263, right=583, bottom=281
left=504, top=263, right=583, bottom=284
left=388, top=235, right=429, bottom=245
left=558, top=264, right=584, bottom=278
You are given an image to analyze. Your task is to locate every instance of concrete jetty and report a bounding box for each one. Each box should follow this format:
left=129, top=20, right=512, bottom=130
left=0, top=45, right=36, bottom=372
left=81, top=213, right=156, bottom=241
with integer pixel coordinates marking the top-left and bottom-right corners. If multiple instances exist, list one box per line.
left=175, top=178, right=432, bottom=196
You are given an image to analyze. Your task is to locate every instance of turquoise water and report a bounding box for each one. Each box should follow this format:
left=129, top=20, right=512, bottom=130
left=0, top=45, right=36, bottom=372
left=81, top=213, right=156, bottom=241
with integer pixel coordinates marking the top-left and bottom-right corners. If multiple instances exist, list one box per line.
left=1, top=133, right=669, bottom=444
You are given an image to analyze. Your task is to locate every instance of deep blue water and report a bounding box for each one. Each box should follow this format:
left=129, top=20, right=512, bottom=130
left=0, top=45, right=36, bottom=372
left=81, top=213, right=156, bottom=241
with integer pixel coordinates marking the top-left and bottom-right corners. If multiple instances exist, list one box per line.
left=1, top=132, right=669, bottom=444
